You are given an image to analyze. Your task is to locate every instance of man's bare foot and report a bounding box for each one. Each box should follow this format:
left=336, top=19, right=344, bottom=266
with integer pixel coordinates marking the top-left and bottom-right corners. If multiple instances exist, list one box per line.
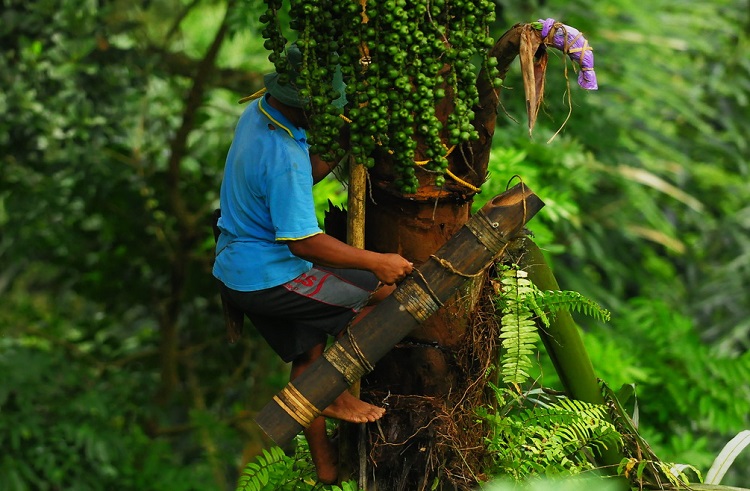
left=322, top=391, right=386, bottom=423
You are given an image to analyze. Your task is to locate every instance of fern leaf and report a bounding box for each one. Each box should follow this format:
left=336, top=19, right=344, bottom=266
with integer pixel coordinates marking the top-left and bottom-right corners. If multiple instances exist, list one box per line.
left=498, top=269, right=541, bottom=385
left=235, top=445, right=302, bottom=491
left=534, top=290, right=611, bottom=323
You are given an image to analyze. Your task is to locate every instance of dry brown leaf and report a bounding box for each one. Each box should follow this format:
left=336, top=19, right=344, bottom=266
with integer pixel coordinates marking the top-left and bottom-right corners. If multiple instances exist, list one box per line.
left=519, top=24, right=547, bottom=136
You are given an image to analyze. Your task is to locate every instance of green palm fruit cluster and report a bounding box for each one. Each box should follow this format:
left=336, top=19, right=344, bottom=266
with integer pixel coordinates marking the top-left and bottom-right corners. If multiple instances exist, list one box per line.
left=260, top=0, right=501, bottom=194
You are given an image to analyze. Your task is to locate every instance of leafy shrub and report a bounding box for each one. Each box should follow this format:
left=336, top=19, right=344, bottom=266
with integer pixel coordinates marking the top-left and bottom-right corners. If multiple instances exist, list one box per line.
left=0, top=342, right=217, bottom=491
left=479, top=389, right=622, bottom=481
left=482, top=265, right=619, bottom=481
left=235, top=438, right=362, bottom=491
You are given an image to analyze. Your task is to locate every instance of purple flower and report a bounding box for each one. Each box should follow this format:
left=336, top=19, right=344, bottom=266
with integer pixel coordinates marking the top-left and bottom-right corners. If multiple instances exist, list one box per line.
left=539, top=18, right=598, bottom=90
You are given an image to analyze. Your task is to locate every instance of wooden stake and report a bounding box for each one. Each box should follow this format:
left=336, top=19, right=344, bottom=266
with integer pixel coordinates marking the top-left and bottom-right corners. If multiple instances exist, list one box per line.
left=340, top=157, right=368, bottom=486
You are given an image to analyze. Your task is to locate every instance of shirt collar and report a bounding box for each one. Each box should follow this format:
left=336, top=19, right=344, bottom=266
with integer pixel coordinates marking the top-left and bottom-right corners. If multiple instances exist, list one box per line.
left=257, top=94, right=306, bottom=142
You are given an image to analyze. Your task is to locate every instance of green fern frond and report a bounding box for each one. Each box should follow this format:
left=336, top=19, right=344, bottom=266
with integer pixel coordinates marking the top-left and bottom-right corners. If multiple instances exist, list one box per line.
left=495, top=266, right=610, bottom=386
left=533, top=290, right=611, bottom=323
left=555, top=397, right=612, bottom=422
left=235, top=442, right=365, bottom=491
left=520, top=398, right=622, bottom=462
left=236, top=446, right=290, bottom=491
left=498, top=269, right=540, bottom=385
left=481, top=385, right=623, bottom=480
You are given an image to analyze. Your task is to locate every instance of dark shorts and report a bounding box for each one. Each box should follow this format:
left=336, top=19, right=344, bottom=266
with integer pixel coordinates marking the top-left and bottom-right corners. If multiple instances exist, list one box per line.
left=221, top=266, right=379, bottom=363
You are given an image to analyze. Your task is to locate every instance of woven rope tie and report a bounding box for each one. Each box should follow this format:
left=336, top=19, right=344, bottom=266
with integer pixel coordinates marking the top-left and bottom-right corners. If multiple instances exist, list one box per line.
left=394, top=255, right=486, bottom=325
left=565, top=32, right=593, bottom=57
left=429, top=254, right=485, bottom=279
left=413, top=268, right=443, bottom=307
left=464, top=209, right=509, bottom=255
left=346, top=328, right=374, bottom=374
left=323, top=342, right=370, bottom=386
left=393, top=273, right=443, bottom=323
left=272, top=383, right=321, bottom=428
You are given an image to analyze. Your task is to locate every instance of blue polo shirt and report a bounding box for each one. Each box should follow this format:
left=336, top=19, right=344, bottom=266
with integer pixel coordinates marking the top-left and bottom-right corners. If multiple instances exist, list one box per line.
left=213, top=94, right=322, bottom=291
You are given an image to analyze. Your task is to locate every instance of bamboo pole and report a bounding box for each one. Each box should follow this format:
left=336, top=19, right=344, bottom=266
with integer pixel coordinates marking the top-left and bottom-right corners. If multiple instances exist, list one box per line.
left=255, top=184, right=544, bottom=445
left=346, top=160, right=367, bottom=250
left=513, top=236, right=627, bottom=482
left=340, top=157, right=368, bottom=485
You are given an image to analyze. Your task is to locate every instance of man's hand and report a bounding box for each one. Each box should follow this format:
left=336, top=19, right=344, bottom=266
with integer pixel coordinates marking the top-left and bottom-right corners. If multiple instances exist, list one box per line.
left=372, top=253, right=413, bottom=285
left=286, top=234, right=413, bottom=284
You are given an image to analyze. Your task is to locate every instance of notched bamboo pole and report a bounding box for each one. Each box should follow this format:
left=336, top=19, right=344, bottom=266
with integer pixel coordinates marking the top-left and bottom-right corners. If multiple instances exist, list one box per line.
left=256, top=183, right=544, bottom=445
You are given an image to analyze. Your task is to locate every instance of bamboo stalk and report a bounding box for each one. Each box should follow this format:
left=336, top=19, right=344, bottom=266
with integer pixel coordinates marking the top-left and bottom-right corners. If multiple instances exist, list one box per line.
left=346, top=155, right=367, bottom=399
left=340, top=157, right=368, bottom=485
left=513, top=237, right=627, bottom=481
left=256, top=184, right=544, bottom=445
left=347, top=160, right=367, bottom=250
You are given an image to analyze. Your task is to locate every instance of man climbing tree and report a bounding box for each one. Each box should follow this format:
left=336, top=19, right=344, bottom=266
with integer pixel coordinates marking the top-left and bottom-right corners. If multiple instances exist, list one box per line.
left=212, top=45, right=413, bottom=483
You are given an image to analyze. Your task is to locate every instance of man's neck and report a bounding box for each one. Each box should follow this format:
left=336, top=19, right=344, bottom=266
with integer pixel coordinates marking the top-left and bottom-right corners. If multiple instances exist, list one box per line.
left=266, top=95, right=308, bottom=129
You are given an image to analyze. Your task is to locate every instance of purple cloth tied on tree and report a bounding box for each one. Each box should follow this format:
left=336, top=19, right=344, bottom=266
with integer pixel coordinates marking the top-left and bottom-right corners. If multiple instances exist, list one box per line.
left=539, top=18, right=598, bottom=90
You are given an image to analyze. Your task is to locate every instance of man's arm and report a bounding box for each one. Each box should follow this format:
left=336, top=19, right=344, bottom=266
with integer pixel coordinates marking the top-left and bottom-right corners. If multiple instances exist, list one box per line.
left=310, top=154, right=338, bottom=184
left=285, top=233, right=413, bottom=285
left=310, top=123, right=349, bottom=183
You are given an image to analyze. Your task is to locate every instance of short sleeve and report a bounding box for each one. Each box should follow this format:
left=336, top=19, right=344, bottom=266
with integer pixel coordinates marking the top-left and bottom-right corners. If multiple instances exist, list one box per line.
left=266, top=148, right=322, bottom=241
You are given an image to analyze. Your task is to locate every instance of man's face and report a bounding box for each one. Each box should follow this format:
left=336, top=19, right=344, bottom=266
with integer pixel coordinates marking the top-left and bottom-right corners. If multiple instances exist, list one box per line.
left=289, top=106, right=310, bottom=130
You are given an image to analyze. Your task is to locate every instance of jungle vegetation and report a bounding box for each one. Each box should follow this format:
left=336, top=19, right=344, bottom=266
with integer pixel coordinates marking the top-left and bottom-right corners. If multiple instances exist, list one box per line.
left=1, top=0, right=749, bottom=489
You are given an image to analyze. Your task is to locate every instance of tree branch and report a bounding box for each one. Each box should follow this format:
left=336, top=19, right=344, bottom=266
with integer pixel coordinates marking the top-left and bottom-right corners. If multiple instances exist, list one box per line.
left=86, top=46, right=264, bottom=96
left=157, top=1, right=237, bottom=404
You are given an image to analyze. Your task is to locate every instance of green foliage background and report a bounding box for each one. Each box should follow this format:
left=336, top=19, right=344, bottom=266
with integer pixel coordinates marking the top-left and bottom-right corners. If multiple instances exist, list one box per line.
left=1, top=0, right=749, bottom=489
